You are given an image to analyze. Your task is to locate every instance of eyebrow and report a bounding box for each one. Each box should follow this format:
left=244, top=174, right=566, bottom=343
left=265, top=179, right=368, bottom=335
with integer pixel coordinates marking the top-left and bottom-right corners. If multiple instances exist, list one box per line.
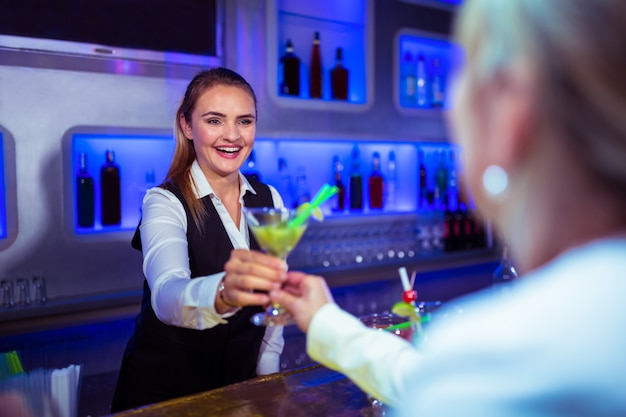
left=201, top=111, right=256, bottom=120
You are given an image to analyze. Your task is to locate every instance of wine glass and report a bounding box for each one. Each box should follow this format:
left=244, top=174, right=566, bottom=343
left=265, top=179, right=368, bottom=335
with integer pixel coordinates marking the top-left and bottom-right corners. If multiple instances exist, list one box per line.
left=359, top=313, right=418, bottom=414
left=242, top=206, right=310, bottom=326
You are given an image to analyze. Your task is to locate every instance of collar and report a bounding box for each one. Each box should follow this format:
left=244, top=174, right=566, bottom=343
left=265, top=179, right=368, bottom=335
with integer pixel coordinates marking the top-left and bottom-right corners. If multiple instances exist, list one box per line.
left=190, top=160, right=258, bottom=201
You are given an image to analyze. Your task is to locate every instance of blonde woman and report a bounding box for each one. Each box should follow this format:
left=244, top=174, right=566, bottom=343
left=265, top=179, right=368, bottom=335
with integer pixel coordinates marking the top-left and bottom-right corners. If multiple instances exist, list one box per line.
left=271, top=1, right=626, bottom=415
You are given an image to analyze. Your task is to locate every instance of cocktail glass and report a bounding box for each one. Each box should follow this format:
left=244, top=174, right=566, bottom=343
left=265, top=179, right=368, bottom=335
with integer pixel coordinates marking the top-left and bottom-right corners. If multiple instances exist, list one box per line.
left=242, top=207, right=310, bottom=326
left=359, top=313, right=418, bottom=414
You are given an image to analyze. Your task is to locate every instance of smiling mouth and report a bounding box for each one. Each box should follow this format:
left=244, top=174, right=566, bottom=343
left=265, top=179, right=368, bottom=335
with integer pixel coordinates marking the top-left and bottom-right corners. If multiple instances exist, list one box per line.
left=216, top=146, right=241, bottom=155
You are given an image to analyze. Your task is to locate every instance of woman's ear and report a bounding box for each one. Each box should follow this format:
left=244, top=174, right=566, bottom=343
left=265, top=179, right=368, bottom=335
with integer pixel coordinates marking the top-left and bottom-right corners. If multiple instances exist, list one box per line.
left=484, top=64, right=536, bottom=173
left=180, top=114, right=193, bottom=140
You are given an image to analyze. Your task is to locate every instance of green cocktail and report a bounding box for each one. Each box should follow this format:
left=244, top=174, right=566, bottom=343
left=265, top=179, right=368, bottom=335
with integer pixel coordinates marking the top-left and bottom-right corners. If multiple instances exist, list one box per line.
left=249, top=224, right=307, bottom=258
left=242, top=207, right=311, bottom=326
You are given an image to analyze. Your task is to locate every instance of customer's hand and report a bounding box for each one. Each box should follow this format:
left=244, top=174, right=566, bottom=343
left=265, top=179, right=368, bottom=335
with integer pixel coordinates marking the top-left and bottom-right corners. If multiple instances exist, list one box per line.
left=218, top=249, right=287, bottom=312
left=269, top=271, right=334, bottom=333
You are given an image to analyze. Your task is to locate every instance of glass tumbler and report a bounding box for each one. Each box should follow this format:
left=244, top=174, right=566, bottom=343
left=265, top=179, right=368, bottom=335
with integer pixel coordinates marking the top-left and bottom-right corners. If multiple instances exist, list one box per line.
left=15, top=278, right=31, bottom=306
left=32, top=276, right=47, bottom=304
left=1, top=279, right=15, bottom=308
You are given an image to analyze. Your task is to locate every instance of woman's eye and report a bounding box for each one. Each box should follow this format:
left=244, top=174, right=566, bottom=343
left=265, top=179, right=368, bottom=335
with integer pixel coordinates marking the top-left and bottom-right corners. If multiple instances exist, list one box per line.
left=239, top=119, right=253, bottom=125
left=206, top=118, right=221, bottom=125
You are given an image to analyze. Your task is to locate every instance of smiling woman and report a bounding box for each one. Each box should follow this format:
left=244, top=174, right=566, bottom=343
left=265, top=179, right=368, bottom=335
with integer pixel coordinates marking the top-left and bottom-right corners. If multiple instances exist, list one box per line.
left=110, top=68, right=290, bottom=412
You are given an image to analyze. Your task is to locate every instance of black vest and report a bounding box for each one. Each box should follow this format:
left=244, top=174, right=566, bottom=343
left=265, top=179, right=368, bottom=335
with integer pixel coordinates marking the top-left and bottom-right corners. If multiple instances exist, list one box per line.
left=113, top=177, right=274, bottom=410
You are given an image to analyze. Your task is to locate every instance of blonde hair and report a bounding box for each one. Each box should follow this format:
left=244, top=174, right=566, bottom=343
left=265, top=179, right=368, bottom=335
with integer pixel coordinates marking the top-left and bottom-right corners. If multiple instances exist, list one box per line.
left=163, top=68, right=258, bottom=233
left=455, top=0, right=626, bottom=193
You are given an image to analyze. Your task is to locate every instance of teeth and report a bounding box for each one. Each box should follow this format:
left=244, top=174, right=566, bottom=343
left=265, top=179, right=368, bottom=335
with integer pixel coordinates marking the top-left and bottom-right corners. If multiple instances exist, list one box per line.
left=217, top=147, right=240, bottom=153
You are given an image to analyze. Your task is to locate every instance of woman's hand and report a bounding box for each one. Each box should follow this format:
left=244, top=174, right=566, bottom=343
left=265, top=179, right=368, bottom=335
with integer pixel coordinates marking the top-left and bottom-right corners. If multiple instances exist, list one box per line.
left=269, top=271, right=334, bottom=333
left=216, top=249, right=288, bottom=313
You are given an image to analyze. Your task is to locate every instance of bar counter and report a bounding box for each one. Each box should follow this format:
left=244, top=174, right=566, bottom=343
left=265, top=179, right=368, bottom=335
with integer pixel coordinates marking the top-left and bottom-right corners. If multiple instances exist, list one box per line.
left=108, top=364, right=383, bottom=417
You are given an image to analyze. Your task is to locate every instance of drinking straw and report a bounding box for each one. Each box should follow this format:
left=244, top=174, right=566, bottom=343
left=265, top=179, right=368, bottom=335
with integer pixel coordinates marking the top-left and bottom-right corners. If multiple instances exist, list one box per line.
left=287, top=183, right=338, bottom=228
left=398, top=267, right=411, bottom=292
left=383, top=317, right=429, bottom=333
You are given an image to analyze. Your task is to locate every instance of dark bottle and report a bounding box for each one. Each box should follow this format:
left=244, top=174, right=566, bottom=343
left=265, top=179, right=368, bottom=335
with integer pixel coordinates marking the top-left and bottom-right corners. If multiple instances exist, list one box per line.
left=386, top=150, right=397, bottom=211
left=100, top=150, right=121, bottom=226
left=418, top=150, right=427, bottom=208
left=400, top=50, right=416, bottom=106
left=368, top=152, right=384, bottom=210
left=293, top=166, right=311, bottom=208
left=76, top=152, right=95, bottom=228
left=461, top=204, right=474, bottom=250
left=277, top=157, right=293, bottom=209
left=431, top=57, right=445, bottom=108
left=447, top=150, right=459, bottom=211
left=349, top=145, right=363, bottom=211
left=332, top=155, right=345, bottom=212
left=243, top=150, right=261, bottom=181
left=280, top=39, right=301, bottom=96
left=435, top=151, right=448, bottom=209
left=443, top=207, right=454, bottom=252
left=309, top=31, right=323, bottom=99
left=330, top=47, right=349, bottom=100
left=416, top=53, right=429, bottom=107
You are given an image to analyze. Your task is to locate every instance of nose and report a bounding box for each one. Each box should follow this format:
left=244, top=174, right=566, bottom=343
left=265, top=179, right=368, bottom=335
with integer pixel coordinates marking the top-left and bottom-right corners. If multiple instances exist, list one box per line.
left=223, top=121, right=241, bottom=141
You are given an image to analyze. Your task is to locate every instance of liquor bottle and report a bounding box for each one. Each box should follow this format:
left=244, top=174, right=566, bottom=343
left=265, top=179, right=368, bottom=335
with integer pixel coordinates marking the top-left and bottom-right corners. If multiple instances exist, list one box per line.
left=443, top=207, right=454, bottom=252
left=386, top=150, right=397, bottom=211
left=400, top=50, right=416, bottom=106
left=330, top=47, right=349, bottom=100
left=447, top=150, right=459, bottom=211
left=280, top=39, right=301, bottom=96
left=461, top=203, right=474, bottom=250
left=418, top=150, right=427, bottom=208
left=277, top=157, right=293, bottom=209
left=349, top=145, right=363, bottom=211
left=100, top=150, right=121, bottom=226
left=309, top=31, right=323, bottom=99
left=76, top=152, right=95, bottom=228
left=431, top=57, right=445, bottom=108
left=416, top=53, right=429, bottom=107
left=368, top=152, right=384, bottom=210
left=435, top=151, right=448, bottom=209
left=243, top=150, right=261, bottom=181
left=293, top=166, right=311, bottom=208
left=332, top=155, right=345, bottom=212
left=492, top=244, right=518, bottom=294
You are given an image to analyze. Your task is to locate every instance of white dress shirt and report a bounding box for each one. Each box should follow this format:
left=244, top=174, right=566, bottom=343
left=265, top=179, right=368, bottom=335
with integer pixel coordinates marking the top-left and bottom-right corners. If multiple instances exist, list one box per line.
left=139, top=160, right=285, bottom=376
left=308, top=237, right=626, bottom=416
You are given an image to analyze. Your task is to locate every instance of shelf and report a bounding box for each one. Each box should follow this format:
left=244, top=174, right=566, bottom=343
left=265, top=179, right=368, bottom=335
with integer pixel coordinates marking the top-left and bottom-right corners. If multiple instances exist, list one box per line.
left=59, top=131, right=471, bottom=244
left=0, top=125, right=17, bottom=250
left=399, top=0, right=463, bottom=11
left=62, top=126, right=175, bottom=239
left=266, top=0, right=373, bottom=111
left=394, top=28, right=463, bottom=113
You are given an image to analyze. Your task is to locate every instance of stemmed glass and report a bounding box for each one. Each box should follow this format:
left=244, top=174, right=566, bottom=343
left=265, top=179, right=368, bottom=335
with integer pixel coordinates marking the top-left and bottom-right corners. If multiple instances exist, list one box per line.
left=242, top=206, right=311, bottom=326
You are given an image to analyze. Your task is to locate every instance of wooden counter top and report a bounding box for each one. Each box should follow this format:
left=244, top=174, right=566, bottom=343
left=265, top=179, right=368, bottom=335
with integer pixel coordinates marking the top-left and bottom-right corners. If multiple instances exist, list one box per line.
left=108, top=364, right=384, bottom=417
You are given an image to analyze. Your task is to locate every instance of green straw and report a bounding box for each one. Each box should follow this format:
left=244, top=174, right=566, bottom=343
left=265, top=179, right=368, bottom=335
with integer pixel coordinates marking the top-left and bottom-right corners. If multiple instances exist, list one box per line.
left=287, top=183, right=338, bottom=228
left=383, top=315, right=431, bottom=333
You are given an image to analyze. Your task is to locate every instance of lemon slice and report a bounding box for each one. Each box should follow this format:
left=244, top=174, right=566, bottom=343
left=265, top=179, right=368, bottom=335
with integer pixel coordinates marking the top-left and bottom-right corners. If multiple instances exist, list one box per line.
left=391, top=301, right=421, bottom=323
left=297, top=202, right=324, bottom=221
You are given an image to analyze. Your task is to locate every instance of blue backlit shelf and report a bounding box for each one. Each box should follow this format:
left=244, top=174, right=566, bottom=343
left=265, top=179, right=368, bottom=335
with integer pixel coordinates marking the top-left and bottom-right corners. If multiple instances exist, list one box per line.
left=266, top=0, right=374, bottom=112
left=399, top=0, right=463, bottom=11
left=62, top=126, right=175, bottom=239
left=394, top=29, right=463, bottom=114
left=0, top=125, right=18, bottom=250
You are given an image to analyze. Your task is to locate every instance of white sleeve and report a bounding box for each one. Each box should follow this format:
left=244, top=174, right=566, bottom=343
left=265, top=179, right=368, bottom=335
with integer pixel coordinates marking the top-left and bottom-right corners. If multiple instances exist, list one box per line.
left=140, top=187, right=238, bottom=329
left=256, top=326, right=285, bottom=375
left=307, top=303, right=424, bottom=407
